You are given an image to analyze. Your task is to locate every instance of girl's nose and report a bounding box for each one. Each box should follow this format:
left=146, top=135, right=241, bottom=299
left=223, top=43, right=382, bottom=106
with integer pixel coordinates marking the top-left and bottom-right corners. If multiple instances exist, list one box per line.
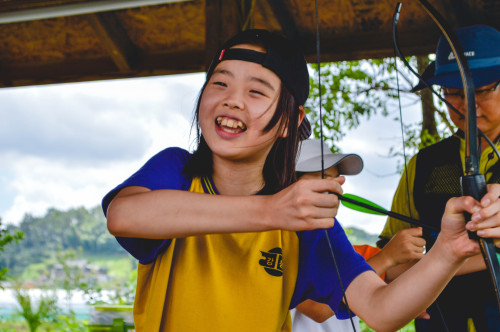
left=223, top=88, right=244, bottom=110
left=224, top=101, right=240, bottom=109
left=223, top=98, right=244, bottom=110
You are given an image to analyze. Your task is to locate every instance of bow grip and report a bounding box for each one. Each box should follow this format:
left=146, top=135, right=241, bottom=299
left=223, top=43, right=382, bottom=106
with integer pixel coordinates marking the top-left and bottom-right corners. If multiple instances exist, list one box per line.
left=461, top=174, right=487, bottom=240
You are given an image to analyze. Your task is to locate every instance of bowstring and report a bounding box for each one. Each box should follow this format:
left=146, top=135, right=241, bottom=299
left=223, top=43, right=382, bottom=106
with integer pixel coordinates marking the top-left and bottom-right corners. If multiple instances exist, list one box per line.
left=392, top=35, right=413, bottom=224
left=314, top=0, right=357, bottom=331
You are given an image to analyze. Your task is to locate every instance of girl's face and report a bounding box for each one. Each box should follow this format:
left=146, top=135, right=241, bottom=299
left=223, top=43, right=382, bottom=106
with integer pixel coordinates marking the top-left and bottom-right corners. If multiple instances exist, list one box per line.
left=199, top=44, right=283, bottom=164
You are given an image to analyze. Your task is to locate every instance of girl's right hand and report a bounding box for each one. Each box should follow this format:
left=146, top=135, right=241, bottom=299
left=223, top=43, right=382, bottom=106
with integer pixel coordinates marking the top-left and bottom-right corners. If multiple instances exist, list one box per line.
left=267, top=177, right=345, bottom=231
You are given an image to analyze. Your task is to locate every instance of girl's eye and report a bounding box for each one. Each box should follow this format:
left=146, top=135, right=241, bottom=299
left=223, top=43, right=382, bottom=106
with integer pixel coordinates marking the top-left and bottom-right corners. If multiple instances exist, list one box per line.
left=250, top=89, right=265, bottom=96
left=213, top=81, right=227, bottom=87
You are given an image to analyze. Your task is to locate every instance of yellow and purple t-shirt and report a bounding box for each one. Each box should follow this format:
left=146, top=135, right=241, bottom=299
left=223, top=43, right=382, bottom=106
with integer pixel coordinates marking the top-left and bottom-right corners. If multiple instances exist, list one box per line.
left=102, top=147, right=372, bottom=332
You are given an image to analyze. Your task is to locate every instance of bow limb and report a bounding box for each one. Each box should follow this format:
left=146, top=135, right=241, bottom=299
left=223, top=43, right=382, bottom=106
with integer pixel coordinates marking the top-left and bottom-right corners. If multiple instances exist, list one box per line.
left=392, top=3, right=500, bottom=160
left=413, top=0, right=500, bottom=311
left=415, top=0, right=478, bottom=170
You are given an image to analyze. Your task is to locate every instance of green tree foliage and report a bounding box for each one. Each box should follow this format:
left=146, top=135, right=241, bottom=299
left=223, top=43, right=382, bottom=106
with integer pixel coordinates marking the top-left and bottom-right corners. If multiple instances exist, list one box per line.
left=306, top=57, right=455, bottom=161
left=0, top=218, right=24, bottom=286
left=0, top=206, right=125, bottom=276
left=344, top=227, right=379, bottom=246
left=307, top=59, right=399, bottom=152
left=53, top=248, right=87, bottom=310
left=1, top=207, right=135, bottom=330
left=13, top=287, right=59, bottom=332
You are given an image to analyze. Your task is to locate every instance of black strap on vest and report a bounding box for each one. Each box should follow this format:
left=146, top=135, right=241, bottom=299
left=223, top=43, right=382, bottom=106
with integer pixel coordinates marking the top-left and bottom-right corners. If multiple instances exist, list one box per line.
left=415, top=132, right=500, bottom=243
left=414, top=134, right=463, bottom=245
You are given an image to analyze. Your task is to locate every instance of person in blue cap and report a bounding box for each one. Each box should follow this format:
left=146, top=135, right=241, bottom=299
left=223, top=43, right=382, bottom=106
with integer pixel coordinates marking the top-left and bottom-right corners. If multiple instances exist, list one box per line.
left=378, top=24, right=500, bottom=332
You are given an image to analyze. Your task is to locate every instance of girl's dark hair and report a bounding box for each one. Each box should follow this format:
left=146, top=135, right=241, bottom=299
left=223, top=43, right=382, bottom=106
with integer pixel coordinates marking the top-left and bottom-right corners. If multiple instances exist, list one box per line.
left=183, top=81, right=301, bottom=194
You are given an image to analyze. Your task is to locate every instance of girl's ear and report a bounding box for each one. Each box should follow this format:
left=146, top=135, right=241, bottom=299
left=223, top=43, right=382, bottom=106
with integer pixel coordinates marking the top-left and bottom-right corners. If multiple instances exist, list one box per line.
left=297, top=105, right=305, bottom=126
left=280, top=106, right=305, bottom=138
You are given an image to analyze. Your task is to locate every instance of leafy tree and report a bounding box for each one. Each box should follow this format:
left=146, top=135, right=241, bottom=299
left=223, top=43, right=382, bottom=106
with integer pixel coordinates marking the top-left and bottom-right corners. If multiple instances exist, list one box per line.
left=52, top=248, right=87, bottom=311
left=344, top=227, right=379, bottom=246
left=13, top=286, right=59, bottom=332
left=1, top=207, right=137, bottom=329
left=0, top=206, right=127, bottom=276
left=306, top=56, right=455, bottom=165
left=0, top=218, right=24, bottom=287
left=104, top=269, right=137, bottom=306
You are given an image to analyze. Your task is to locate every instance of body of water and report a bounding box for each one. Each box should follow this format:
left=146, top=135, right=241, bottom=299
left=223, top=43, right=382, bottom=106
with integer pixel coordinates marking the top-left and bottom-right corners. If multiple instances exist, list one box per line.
left=1, top=288, right=94, bottom=320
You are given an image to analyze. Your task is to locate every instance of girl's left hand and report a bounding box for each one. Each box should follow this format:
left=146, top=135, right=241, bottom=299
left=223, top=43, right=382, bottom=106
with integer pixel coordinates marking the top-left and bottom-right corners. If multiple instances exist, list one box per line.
left=440, top=183, right=500, bottom=260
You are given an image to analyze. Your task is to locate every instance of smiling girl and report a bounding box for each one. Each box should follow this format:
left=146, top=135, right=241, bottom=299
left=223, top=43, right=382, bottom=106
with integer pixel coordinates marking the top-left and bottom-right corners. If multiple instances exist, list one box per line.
left=102, top=29, right=500, bottom=332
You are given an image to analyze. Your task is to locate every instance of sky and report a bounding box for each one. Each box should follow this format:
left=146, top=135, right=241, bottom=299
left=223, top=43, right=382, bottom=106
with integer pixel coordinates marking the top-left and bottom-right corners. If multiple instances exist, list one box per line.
left=0, top=71, right=421, bottom=235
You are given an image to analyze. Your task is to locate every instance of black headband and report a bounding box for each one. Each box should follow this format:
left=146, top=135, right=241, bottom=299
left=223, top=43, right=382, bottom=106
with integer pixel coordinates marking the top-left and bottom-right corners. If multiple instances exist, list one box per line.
left=218, top=48, right=266, bottom=65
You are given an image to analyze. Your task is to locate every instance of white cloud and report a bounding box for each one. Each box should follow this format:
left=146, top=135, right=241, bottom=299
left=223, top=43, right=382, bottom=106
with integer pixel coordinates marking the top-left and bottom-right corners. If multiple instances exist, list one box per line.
left=0, top=74, right=205, bottom=166
left=0, top=74, right=204, bottom=225
left=1, top=152, right=139, bottom=224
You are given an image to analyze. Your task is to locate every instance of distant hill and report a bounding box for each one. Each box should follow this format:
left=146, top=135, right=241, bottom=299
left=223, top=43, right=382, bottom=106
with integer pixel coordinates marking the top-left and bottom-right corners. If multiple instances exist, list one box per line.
left=0, top=206, right=127, bottom=276
left=344, top=226, right=379, bottom=246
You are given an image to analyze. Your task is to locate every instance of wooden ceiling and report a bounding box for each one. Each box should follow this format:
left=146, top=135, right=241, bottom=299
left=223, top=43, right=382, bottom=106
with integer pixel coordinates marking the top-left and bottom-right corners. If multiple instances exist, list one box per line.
left=0, top=0, right=498, bottom=88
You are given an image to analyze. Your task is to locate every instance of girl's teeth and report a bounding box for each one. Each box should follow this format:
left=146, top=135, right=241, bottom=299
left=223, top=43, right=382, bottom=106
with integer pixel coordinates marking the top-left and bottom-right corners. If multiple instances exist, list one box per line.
left=216, top=116, right=246, bottom=130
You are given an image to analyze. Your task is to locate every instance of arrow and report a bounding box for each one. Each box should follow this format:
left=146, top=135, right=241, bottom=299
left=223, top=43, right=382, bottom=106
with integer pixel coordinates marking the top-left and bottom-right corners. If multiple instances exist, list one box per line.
left=335, top=192, right=439, bottom=232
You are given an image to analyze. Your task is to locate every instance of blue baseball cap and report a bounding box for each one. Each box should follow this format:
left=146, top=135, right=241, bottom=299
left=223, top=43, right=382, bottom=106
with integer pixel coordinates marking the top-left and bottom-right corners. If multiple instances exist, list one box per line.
left=423, top=25, right=500, bottom=89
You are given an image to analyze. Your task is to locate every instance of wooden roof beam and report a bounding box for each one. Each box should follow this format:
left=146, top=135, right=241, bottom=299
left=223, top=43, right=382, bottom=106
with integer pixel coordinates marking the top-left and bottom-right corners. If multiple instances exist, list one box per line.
left=265, top=0, right=299, bottom=41
left=0, top=50, right=205, bottom=88
left=85, top=12, right=138, bottom=73
left=0, top=0, right=193, bottom=24
left=439, top=0, right=492, bottom=26
left=300, top=28, right=442, bottom=62
left=204, top=0, right=241, bottom=71
left=438, top=0, right=468, bottom=27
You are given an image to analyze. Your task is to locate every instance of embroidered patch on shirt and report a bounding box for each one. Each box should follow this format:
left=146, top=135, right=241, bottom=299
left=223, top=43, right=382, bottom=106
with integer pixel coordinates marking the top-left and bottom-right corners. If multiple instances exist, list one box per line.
left=259, top=247, right=283, bottom=277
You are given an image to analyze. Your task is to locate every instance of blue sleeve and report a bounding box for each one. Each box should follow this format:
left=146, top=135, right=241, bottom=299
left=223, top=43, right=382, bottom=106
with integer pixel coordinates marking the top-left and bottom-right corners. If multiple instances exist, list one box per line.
left=101, top=147, right=192, bottom=264
left=290, top=219, right=374, bottom=319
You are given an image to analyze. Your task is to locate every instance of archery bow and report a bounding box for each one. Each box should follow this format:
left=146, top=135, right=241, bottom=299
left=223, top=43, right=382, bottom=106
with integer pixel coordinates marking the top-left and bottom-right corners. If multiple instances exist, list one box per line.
left=395, top=0, right=500, bottom=312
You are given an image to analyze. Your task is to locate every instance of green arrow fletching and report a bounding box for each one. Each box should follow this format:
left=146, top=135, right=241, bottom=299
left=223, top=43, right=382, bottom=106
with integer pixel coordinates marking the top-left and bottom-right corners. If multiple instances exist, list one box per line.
left=340, top=193, right=387, bottom=215
left=336, top=193, right=438, bottom=231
